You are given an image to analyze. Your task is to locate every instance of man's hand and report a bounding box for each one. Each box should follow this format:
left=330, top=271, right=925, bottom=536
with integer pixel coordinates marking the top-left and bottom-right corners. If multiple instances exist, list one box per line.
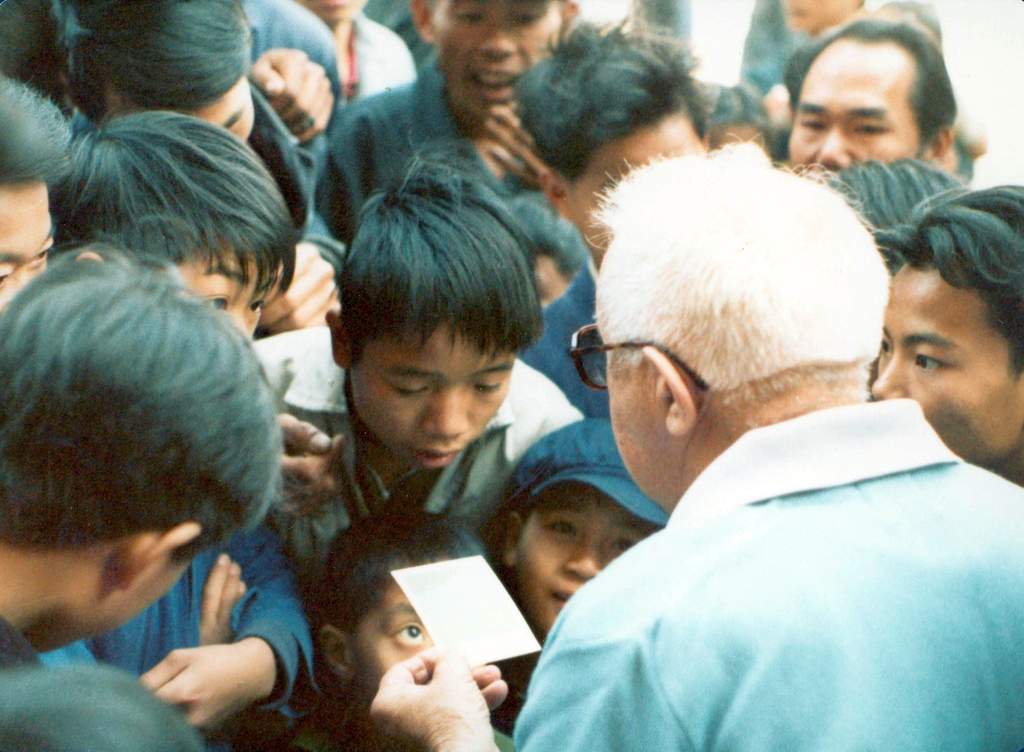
left=140, top=638, right=277, bottom=730
left=475, top=105, right=550, bottom=189
left=260, top=242, right=338, bottom=335
left=199, top=554, right=246, bottom=646
left=278, top=414, right=346, bottom=517
left=369, top=649, right=507, bottom=752
left=251, top=48, right=334, bottom=143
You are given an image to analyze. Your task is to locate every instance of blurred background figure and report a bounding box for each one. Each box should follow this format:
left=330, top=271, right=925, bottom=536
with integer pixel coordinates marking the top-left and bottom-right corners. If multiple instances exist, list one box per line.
left=294, top=0, right=416, bottom=103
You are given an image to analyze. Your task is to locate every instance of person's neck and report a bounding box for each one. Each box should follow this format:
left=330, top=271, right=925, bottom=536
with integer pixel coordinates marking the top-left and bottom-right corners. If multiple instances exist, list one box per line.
left=0, top=545, right=86, bottom=648
left=670, top=382, right=866, bottom=510
left=332, top=20, right=355, bottom=81
left=992, top=451, right=1024, bottom=488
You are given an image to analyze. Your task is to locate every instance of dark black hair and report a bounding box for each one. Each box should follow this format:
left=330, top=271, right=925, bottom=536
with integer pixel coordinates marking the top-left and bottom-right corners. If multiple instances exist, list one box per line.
left=53, top=111, right=296, bottom=297
left=341, top=159, right=542, bottom=360
left=56, top=0, right=251, bottom=123
left=786, top=19, right=956, bottom=148
left=317, top=512, right=485, bottom=632
left=0, top=76, right=70, bottom=185
left=877, top=185, right=1024, bottom=372
left=517, top=23, right=707, bottom=181
left=0, top=253, right=281, bottom=554
left=507, top=195, right=587, bottom=278
left=0, top=665, right=204, bottom=752
left=829, top=159, right=962, bottom=269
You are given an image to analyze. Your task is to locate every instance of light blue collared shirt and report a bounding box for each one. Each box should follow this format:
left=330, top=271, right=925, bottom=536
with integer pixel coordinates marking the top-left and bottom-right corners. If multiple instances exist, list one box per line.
left=516, top=400, right=1024, bottom=751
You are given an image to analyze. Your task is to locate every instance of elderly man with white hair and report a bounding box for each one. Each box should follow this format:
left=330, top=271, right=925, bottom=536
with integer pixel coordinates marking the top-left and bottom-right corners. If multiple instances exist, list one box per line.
left=367, top=146, right=1024, bottom=752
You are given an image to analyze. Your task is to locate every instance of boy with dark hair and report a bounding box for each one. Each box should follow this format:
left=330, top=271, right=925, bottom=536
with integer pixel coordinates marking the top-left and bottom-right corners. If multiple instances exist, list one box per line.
left=873, top=185, right=1024, bottom=486
left=0, top=76, right=69, bottom=311
left=491, top=419, right=666, bottom=732
left=258, top=160, right=580, bottom=588
left=516, top=23, right=708, bottom=417
left=53, top=111, right=297, bottom=337
left=295, top=512, right=487, bottom=751
left=48, top=116, right=315, bottom=733
left=0, top=254, right=280, bottom=664
left=317, top=0, right=579, bottom=244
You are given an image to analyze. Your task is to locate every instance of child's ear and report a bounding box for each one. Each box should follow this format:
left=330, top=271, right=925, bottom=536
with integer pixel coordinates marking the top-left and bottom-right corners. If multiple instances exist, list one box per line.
left=325, top=305, right=353, bottom=369
left=540, top=170, right=572, bottom=222
left=319, top=624, right=355, bottom=684
left=101, top=522, right=202, bottom=595
left=502, top=511, right=525, bottom=569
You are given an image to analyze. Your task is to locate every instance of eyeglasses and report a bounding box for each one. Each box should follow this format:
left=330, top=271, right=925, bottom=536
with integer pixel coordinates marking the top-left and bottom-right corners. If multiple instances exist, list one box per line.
left=569, top=324, right=710, bottom=393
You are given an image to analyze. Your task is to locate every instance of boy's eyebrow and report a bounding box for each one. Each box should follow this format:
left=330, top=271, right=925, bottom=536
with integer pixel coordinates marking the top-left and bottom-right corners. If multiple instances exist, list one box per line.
left=381, top=602, right=420, bottom=622
left=210, top=266, right=248, bottom=284
left=796, top=103, right=827, bottom=116
left=386, top=362, right=515, bottom=379
left=903, top=332, right=957, bottom=350
left=847, top=107, right=888, bottom=120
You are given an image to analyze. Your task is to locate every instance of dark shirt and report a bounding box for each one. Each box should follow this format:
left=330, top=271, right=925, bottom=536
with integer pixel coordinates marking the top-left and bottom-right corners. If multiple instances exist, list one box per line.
left=319, top=62, right=503, bottom=244
left=522, top=265, right=609, bottom=418
left=0, top=616, right=38, bottom=669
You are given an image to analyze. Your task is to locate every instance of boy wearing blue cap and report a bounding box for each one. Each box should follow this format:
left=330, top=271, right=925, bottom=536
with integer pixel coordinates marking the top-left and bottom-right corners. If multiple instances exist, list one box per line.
left=493, top=419, right=666, bottom=732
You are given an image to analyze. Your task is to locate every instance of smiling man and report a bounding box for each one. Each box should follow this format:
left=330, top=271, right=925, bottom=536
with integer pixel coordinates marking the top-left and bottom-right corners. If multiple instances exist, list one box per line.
left=318, top=0, right=578, bottom=244
left=0, top=78, right=69, bottom=311
left=873, top=185, right=1024, bottom=485
left=259, top=162, right=580, bottom=588
left=787, top=19, right=956, bottom=171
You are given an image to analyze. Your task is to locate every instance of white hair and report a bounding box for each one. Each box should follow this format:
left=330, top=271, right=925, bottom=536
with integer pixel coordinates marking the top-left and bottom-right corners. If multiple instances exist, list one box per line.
left=596, top=145, right=889, bottom=393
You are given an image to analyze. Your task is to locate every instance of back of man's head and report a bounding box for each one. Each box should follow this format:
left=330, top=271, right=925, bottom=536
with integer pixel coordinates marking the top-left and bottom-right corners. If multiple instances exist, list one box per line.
left=786, top=18, right=956, bottom=148
left=878, top=185, right=1024, bottom=371
left=52, top=111, right=296, bottom=298
left=0, top=254, right=281, bottom=553
left=340, top=159, right=543, bottom=360
left=517, top=24, right=707, bottom=182
left=597, top=145, right=889, bottom=401
left=0, top=76, right=69, bottom=186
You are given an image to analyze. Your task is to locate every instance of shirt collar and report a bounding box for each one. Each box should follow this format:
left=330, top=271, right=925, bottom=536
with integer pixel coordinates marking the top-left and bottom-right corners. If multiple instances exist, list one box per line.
left=669, top=399, right=959, bottom=531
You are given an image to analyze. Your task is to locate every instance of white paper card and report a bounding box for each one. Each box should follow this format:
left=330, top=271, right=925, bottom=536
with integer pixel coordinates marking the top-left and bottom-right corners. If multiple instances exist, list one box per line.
left=391, top=555, right=541, bottom=666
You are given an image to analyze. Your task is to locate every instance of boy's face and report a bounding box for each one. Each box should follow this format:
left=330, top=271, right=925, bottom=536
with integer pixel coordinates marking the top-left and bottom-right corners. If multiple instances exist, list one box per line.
left=323, top=581, right=433, bottom=698
left=176, top=260, right=265, bottom=338
left=336, top=323, right=516, bottom=481
left=503, top=481, right=660, bottom=637
left=872, top=266, right=1024, bottom=480
left=411, top=0, right=577, bottom=135
left=0, top=181, right=52, bottom=312
left=192, top=76, right=256, bottom=142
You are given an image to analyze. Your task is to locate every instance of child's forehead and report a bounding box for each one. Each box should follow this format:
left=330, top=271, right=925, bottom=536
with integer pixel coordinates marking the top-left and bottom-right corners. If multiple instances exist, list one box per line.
left=364, top=326, right=516, bottom=369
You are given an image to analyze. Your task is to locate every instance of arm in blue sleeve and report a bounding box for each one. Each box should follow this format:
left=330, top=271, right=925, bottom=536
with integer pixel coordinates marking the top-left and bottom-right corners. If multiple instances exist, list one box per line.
left=226, top=525, right=314, bottom=712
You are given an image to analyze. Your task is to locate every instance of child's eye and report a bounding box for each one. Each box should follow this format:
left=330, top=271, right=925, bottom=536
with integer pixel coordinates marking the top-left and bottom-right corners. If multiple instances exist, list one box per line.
left=395, top=623, right=426, bottom=647
left=249, top=299, right=265, bottom=313
left=547, top=520, right=576, bottom=536
left=392, top=383, right=428, bottom=396
left=208, top=298, right=229, bottom=311
left=914, top=354, right=942, bottom=372
left=474, top=382, right=502, bottom=394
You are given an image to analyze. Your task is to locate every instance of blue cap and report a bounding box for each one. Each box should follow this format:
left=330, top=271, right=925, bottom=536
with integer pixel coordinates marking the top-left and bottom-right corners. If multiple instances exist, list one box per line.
left=511, top=419, right=668, bottom=527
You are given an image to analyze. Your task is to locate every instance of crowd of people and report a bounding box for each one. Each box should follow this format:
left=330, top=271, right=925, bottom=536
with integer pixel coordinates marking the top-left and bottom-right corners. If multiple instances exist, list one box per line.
left=0, top=0, right=1022, bottom=750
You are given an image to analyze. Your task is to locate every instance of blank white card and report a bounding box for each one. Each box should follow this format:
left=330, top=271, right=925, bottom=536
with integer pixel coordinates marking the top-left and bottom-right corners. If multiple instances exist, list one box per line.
left=391, top=555, right=541, bottom=667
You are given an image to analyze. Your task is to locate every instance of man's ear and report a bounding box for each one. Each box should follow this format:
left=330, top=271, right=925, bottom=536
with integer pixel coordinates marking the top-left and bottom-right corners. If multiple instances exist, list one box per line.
left=922, top=126, right=955, bottom=168
left=501, top=511, right=525, bottom=569
left=101, top=522, right=202, bottom=595
left=642, top=346, right=700, bottom=438
left=540, top=170, right=572, bottom=221
left=410, top=0, right=436, bottom=45
left=319, top=624, right=355, bottom=684
left=326, top=304, right=353, bottom=369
